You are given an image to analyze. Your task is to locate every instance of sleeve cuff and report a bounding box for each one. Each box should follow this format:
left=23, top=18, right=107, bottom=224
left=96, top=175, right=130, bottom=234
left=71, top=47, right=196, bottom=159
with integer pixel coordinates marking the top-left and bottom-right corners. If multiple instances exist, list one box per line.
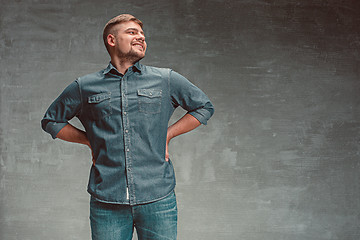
left=188, top=108, right=213, bottom=125
left=45, top=122, right=69, bottom=139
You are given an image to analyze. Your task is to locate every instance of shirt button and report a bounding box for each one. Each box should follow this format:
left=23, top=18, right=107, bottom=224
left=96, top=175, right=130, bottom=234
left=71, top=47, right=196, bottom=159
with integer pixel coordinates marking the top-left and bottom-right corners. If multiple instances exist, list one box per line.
left=124, top=112, right=127, bottom=115
left=125, top=129, right=129, bottom=133
left=126, top=148, right=130, bottom=152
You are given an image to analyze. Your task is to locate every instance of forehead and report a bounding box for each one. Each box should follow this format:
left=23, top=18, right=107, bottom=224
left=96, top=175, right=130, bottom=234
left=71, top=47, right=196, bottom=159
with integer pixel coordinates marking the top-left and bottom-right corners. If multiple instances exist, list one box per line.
left=116, top=21, right=144, bottom=32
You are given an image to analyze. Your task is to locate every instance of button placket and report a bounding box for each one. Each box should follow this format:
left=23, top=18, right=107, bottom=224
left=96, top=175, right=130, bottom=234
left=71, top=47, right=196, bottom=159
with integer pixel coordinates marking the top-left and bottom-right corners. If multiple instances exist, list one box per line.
left=121, top=75, right=135, bottom=204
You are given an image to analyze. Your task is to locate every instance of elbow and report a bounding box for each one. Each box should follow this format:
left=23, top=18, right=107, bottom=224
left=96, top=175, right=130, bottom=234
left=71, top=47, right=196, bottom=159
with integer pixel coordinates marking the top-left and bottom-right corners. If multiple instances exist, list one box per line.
left=41, top=118, right=50, bottom=132
left=206, top=102, right=215, bottom=118
left=203, top=101, right=214, bottom=120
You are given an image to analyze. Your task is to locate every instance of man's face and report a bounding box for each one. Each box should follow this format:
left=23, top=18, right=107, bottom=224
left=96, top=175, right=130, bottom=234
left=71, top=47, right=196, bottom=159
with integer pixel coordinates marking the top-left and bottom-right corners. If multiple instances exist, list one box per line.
left=112, top=21, right=147, bottom=62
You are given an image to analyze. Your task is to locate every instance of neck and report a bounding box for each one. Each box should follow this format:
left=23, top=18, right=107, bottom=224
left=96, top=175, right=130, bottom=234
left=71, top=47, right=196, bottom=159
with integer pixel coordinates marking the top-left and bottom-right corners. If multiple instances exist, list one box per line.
left=110, top=57, right=135, bottom=75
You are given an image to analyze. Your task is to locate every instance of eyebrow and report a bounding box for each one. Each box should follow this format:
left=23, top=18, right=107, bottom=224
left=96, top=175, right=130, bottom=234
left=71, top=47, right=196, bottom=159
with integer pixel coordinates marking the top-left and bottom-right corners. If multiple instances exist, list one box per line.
left=125, top=28, right=144, bottom=35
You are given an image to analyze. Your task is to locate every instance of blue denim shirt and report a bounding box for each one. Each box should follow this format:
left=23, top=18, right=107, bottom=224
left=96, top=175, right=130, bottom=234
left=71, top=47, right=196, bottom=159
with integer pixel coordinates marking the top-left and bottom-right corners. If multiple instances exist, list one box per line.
left=41, top=61, right=214, bottom=205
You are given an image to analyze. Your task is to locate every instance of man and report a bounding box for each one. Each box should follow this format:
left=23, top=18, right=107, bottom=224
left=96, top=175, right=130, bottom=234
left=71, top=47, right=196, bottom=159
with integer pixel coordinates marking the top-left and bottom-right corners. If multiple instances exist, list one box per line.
left=41, top=14, right=214, bottom=240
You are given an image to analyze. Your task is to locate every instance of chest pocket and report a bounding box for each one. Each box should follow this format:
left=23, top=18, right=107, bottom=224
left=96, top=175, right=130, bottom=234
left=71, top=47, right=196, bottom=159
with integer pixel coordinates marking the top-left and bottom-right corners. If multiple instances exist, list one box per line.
left=137, top=89, right=162, bottom=114
left=88, top=92, right=112, bottom=120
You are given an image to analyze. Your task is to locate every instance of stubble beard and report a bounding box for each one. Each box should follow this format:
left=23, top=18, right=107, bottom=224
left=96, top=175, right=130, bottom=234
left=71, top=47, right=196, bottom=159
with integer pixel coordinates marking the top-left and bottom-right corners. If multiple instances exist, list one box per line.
left=117, top=48, right=145, bottom=64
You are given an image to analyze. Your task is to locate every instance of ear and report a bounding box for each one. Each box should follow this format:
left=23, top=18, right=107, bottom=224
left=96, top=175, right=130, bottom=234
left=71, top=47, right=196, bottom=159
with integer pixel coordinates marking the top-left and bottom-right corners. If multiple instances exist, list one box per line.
left=107, top=34, right=116, bottom=47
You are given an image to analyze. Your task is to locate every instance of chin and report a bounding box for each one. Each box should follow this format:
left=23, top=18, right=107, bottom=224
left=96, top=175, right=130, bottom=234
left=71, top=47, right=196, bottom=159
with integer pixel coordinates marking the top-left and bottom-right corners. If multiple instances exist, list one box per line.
left=132, top=54, right=145, bottom=63
left=120, top=49, right=146, bottom=63
left=135, top=51, right=146, bottom=60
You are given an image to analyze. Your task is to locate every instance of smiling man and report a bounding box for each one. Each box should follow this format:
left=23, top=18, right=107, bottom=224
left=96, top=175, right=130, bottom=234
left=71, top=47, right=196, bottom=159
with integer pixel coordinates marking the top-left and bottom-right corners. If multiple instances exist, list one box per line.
left=41, top=14, right=214, bottom=240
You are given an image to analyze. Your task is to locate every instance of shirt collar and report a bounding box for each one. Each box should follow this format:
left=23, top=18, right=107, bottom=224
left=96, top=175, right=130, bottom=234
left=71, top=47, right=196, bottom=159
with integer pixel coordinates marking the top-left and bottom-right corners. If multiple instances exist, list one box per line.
left=103, top=61, right=142, bottom=75
left=133, top=61, right=142, bottom=73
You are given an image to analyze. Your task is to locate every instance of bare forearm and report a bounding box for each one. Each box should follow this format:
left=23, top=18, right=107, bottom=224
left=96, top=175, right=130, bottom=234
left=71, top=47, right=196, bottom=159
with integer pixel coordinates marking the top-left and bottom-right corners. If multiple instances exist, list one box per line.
left=167, top=114, right=201, bottom=142
left=165, top=114, right=201, bottom=161
left=56, top=124, right=90, bottom=147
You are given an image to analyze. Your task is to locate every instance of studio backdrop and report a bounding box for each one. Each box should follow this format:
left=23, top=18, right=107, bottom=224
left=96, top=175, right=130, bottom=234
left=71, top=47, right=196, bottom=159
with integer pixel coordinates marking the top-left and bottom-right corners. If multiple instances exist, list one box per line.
left=1, top=0, right=359, bottom=239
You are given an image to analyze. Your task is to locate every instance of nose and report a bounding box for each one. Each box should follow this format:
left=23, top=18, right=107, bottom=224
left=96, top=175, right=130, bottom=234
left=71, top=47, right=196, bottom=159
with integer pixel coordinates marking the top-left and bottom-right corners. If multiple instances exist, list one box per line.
left=136, top=33, right=145, bottom=42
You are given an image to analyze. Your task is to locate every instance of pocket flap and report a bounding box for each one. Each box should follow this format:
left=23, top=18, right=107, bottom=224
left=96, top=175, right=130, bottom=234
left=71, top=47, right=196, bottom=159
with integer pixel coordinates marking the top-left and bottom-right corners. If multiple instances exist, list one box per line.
left=137, top=89, right=162, bottom=98
left=88, top=92, right=111, bottom=103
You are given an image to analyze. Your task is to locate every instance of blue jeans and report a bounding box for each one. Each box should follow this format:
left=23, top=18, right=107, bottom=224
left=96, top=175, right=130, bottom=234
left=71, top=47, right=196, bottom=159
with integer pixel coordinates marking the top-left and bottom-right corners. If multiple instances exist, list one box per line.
left=90, top=191, right=177, bottom=240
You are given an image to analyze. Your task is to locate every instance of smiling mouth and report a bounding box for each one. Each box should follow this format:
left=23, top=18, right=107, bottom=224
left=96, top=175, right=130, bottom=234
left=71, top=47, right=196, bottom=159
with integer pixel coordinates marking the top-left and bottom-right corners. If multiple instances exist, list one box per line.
left=132, top=43, right=144, bottom=51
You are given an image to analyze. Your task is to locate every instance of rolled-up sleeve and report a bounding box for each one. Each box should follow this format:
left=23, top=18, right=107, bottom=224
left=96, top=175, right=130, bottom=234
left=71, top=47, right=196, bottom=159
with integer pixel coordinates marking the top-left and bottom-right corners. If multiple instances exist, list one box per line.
left=169, top=70, right=214, bottom=125
left=41, top=80, right=82, bottom=139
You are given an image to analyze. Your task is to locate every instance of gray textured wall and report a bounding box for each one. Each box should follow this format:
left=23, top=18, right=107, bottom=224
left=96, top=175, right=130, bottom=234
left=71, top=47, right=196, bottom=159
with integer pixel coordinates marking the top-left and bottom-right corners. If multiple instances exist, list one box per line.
left=1, top=0, right=360, bottom=239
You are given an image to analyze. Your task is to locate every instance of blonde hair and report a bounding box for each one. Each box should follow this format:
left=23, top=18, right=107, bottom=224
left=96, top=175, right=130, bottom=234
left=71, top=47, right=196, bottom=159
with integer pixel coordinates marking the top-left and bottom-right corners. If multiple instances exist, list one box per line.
left=103, top=14, right=143, bottom=54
